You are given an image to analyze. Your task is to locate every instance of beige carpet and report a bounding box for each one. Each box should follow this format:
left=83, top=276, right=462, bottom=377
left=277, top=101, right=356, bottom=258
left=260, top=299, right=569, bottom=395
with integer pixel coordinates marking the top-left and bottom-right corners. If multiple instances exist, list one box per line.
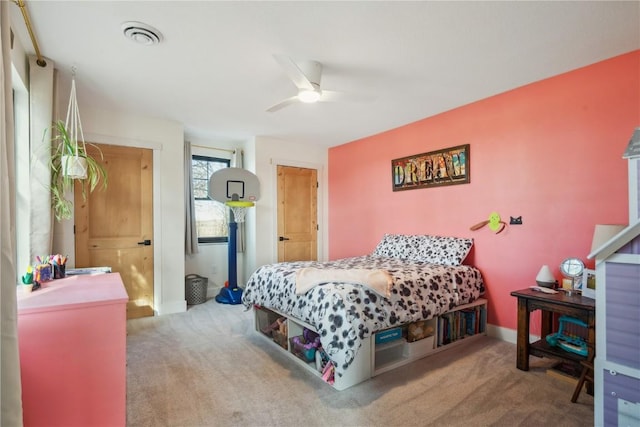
left=126, top=298, right=594, bottom=427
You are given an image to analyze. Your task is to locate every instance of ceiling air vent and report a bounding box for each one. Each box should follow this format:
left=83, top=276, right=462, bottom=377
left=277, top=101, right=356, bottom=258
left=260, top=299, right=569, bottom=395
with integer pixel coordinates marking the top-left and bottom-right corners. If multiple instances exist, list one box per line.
left=122, top=21, right=162, bottom=46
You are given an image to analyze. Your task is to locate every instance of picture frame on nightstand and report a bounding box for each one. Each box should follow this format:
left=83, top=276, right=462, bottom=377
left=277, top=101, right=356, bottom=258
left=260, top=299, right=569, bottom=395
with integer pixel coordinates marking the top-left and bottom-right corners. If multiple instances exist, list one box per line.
left=582, top=268, right=596, bottom=299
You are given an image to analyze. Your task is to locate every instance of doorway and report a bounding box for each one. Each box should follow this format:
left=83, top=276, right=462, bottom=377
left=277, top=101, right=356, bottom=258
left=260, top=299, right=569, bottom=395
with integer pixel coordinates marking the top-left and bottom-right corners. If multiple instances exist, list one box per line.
left=74, top=144, right=154, bottom=319
left=277, top=165, right=318, bottom=262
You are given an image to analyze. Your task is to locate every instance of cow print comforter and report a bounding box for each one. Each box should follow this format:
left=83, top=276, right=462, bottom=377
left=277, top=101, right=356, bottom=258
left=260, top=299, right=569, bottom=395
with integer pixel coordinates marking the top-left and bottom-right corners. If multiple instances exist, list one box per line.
left=241, top=255, right=484, bottom=377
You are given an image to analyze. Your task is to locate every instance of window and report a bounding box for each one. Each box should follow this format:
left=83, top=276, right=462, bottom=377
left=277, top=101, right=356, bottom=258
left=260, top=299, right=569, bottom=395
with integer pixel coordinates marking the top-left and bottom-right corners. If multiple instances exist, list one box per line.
left=192, top=155, right=230, bottom=243
left=13, top=66, right=31, bottom=280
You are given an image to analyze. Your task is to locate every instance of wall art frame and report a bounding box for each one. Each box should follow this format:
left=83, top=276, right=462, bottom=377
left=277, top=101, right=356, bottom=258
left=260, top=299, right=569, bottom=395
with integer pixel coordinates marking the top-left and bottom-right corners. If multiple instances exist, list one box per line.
left=391, top=144, right=470, bottom=191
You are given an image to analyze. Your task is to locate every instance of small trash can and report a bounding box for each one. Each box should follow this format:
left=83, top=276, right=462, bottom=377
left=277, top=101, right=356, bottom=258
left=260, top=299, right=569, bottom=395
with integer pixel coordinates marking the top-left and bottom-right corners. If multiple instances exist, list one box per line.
left=185, top=274, right=208, bottom=305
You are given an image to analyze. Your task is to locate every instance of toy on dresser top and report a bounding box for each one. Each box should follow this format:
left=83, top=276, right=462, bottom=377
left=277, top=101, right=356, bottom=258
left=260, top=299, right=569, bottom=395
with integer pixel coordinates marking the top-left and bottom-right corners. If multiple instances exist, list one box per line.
left=21, top=254, right=69, bottom=293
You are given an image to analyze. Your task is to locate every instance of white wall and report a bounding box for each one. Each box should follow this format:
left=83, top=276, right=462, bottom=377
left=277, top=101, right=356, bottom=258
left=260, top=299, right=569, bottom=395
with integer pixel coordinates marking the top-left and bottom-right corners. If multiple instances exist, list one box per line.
left=52, top=103, right=186, bottom=315
left=48, top=95, right=329, bottom=316
left=28, top=57, right=55, bottom=262
left=184, top=138, right=245, bottom=298
left=182, top=135, right=329, bottom=299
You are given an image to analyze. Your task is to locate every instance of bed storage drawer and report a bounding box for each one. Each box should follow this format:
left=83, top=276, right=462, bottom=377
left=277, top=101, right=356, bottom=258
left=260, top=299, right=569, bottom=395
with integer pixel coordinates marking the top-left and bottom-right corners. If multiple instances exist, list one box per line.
left=407, top=335, right=435, bottom=358
left=375, top=339, right=408, bottom=370
left=375, top=327, right=403, bottom=344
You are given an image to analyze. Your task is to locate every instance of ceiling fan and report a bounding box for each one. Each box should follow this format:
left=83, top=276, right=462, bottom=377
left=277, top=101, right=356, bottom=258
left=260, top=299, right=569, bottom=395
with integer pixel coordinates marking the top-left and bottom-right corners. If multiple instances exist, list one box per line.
left=267, top=55, right=369, bottom=113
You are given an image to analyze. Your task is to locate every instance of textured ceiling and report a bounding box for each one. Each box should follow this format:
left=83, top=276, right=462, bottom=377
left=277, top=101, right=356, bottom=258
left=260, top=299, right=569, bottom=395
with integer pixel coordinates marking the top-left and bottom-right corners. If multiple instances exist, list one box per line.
left=10, top=1, right=640, bottom=148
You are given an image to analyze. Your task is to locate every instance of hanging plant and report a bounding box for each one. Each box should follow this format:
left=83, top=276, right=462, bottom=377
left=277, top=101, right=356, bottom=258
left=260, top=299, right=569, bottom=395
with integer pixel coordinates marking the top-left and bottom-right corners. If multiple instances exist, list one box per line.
left=49, top=72, right=108, bottom=221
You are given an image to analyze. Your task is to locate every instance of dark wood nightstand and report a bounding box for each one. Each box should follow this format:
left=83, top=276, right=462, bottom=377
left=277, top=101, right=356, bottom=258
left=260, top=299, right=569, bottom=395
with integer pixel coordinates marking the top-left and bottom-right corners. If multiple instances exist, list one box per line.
left=510, top=288, right=595, bottom=372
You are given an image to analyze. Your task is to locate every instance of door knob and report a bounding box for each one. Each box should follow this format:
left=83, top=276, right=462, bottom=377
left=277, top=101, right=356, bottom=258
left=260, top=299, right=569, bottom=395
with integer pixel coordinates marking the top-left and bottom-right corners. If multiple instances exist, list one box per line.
left=137, top=239, right=151, bottom=246
left=279, top=236, right=290, bottom=241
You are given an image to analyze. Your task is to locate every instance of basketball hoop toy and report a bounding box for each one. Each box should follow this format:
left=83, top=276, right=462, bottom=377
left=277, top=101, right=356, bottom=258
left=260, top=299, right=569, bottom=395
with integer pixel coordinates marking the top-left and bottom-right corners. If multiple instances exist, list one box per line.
left=208, top=168, right=260, bottom=305
left=226, top=200, right=254, bottom=224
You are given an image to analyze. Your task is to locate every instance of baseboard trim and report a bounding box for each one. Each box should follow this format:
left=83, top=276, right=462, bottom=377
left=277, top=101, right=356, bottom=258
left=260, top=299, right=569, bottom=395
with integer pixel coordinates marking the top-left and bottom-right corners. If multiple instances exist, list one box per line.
left=157, top=300, right=187, bottom=315
left=487, top=324, right=540, bottom=345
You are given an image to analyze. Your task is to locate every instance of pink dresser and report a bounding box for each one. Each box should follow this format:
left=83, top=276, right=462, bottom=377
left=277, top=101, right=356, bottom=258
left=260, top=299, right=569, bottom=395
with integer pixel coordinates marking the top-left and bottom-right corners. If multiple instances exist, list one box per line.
left=18, top=273, right=128, bottom=427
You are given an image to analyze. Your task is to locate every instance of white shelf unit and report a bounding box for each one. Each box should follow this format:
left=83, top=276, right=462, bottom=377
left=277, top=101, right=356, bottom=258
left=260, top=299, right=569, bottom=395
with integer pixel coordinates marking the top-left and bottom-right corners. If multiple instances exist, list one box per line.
left=254, top=306, right=371, bottom=391
left=373, top=298, right=487, bottom=376
left=435, top=298, right=488, bottom=347
left=252, top=297, right=487, bottom=390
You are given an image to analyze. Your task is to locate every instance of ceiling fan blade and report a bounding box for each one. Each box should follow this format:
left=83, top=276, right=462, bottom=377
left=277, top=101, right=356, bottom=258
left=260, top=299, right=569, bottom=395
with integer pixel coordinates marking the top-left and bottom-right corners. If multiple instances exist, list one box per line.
left=273, top=54, right=316, bottom=91
left=321, top=90, right=376, bottom=103
left=266, top=96, right=300, bottom=113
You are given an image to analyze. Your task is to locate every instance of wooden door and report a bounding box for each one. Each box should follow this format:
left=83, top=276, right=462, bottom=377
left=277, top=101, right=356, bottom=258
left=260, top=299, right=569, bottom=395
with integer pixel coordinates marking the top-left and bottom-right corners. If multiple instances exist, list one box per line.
left=277, top=165, right=317, bottom=262
left=74, top=144, right=154, bottom=319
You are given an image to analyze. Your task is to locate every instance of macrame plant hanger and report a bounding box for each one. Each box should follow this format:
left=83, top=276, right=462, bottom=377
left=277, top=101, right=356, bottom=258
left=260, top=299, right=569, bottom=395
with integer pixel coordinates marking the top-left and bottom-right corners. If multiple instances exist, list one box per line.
left=62, top=67, right=88, bottom=179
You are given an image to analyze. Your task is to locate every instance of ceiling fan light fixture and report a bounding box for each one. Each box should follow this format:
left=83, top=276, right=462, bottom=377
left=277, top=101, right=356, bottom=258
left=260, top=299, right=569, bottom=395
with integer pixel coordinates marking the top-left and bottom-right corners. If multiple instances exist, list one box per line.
left=298, top=89, right=321, bottom=103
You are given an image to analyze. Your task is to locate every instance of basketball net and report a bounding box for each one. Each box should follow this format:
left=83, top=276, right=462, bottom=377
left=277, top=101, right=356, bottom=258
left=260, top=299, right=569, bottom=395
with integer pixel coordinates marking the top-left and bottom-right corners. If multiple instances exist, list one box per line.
left=226, top=201, right=254, bottom=223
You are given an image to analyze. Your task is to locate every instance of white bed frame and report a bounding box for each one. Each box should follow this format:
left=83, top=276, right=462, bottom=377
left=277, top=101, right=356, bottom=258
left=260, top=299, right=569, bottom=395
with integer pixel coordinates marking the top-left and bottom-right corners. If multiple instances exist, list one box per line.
left=253, top=297, right=487, bottom=390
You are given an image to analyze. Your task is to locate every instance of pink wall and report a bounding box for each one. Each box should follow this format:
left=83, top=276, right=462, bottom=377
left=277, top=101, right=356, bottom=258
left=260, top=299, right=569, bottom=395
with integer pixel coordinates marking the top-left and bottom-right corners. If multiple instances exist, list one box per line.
left=328, top=50, right=640, bottom=334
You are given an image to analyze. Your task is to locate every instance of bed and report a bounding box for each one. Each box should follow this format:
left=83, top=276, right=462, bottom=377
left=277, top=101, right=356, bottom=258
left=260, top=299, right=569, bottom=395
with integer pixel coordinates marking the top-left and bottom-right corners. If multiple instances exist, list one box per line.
left=241, top=234, right=485, bottom=382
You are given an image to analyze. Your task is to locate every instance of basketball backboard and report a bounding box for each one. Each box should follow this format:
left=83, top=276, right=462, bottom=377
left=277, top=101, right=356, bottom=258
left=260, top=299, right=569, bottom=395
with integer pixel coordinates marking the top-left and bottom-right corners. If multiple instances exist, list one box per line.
left=208, top=167, right=260, bottom=203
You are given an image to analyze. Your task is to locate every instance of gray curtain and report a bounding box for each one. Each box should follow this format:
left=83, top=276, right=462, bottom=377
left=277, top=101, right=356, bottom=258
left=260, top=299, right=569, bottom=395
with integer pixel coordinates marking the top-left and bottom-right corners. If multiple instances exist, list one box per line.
left=28, top=57, right=54, bottom=261
left=231, top=149, right=245, bottom=253
left=184, top=141, right=199, bottom=254
left=0, top=1, right=24, bottom=423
